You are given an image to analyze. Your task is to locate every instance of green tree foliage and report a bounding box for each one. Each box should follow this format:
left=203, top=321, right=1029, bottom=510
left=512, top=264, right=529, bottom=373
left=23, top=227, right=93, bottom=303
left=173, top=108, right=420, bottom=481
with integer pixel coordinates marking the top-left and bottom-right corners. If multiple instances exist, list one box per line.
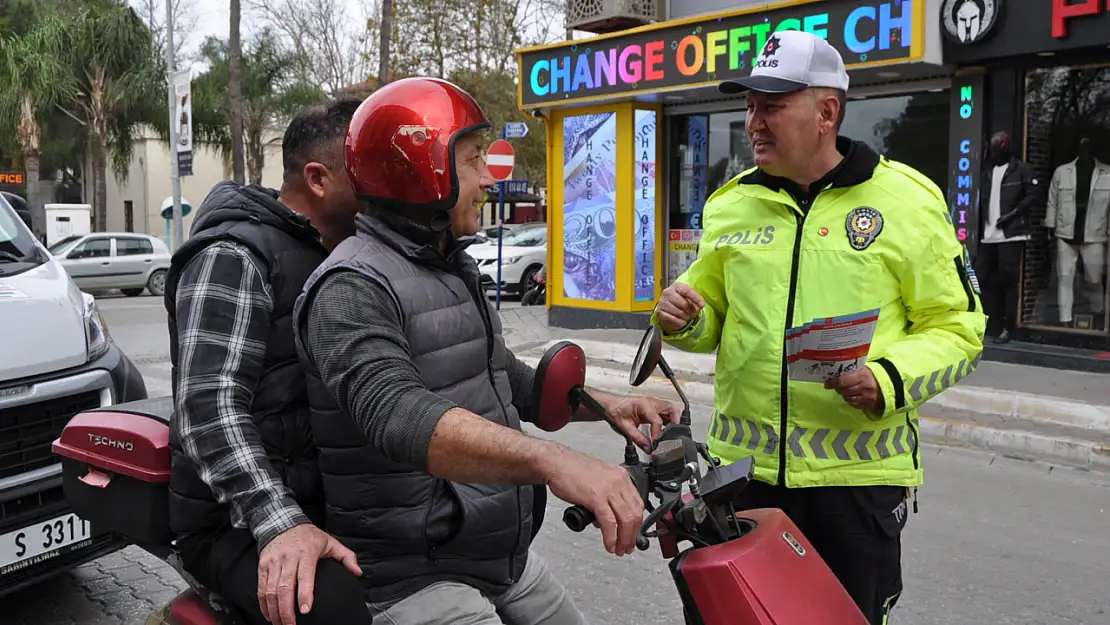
left=371, top=0, right=562, bottom=190
left=0, top=9, right=75, bottom=232
left=191, top=28, right=327, bottom=184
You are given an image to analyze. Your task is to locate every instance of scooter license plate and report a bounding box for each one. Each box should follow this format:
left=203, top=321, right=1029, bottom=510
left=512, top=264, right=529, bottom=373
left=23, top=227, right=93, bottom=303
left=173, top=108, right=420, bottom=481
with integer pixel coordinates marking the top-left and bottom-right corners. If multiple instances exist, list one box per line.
left=0, top=512, right=93, bottom=575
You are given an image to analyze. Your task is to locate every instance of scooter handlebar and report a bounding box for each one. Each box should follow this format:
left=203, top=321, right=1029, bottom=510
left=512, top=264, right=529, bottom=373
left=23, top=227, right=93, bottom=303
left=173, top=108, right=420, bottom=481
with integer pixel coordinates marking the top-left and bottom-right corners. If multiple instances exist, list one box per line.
left=563, top=505, right=594, bottom=532
left=562, top=505, right=650, bottom=551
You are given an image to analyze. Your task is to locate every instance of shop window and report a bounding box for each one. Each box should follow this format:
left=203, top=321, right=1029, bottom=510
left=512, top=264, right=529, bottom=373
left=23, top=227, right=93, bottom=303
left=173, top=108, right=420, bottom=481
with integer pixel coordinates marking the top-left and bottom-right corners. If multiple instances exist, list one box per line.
left=1021, top=65, right=1110, bottom=335
left=666, top=90, right=949, bottom=283
left=841, top=90, right=950, bottom=191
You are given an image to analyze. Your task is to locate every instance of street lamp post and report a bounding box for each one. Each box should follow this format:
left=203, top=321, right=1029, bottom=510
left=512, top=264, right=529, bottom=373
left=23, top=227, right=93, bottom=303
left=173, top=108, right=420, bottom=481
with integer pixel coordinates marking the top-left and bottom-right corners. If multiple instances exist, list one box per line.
left=165, top=0, right=184, bottom=251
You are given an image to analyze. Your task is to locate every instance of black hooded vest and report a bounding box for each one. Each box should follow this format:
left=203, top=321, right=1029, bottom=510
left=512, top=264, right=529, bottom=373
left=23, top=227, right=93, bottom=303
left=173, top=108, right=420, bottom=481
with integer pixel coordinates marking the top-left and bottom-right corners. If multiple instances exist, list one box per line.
left=293, top=213, right=532, bottom=604
left=165, top=181, right=328, bottom=537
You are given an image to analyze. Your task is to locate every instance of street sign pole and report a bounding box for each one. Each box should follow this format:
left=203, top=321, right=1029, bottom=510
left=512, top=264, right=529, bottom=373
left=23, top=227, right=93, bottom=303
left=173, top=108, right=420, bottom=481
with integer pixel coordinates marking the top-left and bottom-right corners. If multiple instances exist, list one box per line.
left=487, top=134, right=516, bottom=311
left=495, top=127, right=507, bottom=310
left=165, top=0, right=183, bottom=252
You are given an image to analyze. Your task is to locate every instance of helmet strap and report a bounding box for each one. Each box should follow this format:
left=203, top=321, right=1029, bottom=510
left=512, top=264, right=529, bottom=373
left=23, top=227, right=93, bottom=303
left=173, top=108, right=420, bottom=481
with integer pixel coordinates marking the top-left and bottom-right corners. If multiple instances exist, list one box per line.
left=366, top=202, right=452, bottom=247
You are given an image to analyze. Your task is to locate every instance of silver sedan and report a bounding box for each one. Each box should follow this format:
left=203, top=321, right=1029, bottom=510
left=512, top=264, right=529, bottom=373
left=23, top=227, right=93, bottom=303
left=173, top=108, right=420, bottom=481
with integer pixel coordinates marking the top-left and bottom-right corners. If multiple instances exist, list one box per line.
left=49, top=232, right=172, bottom=296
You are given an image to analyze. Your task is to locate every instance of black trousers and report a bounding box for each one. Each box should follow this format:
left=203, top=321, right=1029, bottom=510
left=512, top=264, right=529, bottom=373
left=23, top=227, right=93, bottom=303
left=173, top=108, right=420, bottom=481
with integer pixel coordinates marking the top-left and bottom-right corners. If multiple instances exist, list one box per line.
left=974, top=241, right=1025, bottom=335
left=175, top=527, right=372, bottom=625
left=732, top=482, right=908, bottom=625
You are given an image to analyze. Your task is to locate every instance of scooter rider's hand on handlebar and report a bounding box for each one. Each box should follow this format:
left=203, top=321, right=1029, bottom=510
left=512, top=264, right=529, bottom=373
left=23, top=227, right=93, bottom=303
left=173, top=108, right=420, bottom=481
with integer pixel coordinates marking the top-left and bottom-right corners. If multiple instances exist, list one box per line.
left=257, top=523, right=363, bottom=625
left=656, top=283, right=705, bottom=332
left=543, top=449, right=644, bottom=556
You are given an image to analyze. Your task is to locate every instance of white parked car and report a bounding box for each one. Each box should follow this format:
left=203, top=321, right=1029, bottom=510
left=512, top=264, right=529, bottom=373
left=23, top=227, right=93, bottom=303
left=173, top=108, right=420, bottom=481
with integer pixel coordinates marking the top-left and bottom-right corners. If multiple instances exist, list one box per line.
left=48, top=232, right=172, bottom=297
left=469, top=224, right=547, bottom=294
left=0, top=192, right=146, bottom=595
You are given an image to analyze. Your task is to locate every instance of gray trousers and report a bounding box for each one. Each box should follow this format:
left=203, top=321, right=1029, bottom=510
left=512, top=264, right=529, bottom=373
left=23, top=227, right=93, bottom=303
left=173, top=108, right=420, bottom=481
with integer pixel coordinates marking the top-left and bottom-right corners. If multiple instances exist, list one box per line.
left=367, top=550, right=587, bottom=625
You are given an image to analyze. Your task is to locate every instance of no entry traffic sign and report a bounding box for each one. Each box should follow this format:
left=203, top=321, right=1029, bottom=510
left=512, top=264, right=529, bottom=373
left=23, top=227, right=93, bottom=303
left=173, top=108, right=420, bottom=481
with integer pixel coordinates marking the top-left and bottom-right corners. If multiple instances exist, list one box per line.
left=487, top=139, right=515, bottom=181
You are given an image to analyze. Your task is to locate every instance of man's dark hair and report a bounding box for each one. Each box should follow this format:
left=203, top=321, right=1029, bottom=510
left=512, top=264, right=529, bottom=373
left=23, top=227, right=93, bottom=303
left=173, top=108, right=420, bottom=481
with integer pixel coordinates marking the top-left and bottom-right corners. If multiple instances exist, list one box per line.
left=282, top=96, right=363, bottom=183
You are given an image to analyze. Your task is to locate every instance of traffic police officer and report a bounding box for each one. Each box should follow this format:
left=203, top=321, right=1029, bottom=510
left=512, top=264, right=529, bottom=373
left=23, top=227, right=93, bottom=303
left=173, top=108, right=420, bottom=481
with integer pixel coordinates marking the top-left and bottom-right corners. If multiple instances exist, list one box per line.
left=652, top=30, right=986, bottom=625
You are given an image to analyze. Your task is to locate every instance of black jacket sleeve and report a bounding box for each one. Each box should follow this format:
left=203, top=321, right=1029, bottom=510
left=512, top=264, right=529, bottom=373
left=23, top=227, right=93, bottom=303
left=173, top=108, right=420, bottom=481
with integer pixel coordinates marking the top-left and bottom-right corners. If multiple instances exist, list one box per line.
left=999, top=162, right=1040, bottom=227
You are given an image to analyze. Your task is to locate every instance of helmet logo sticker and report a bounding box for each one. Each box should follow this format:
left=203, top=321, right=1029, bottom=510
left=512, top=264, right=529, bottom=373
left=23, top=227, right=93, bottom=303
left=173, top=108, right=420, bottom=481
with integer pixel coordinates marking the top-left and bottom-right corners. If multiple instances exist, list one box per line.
left=398, top=125, right=435, bottom=146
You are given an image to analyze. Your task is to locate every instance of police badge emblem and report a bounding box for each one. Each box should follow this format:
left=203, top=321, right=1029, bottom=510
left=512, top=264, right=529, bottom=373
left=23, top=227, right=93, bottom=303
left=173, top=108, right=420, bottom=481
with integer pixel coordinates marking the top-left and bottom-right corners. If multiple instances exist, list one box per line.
left=845, top=206, right=883, bottom=250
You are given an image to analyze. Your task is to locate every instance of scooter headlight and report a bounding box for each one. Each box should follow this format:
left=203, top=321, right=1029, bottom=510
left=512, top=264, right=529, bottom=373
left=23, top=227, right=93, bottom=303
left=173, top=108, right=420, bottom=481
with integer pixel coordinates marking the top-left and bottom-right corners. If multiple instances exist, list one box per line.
left=81, top=292, right=112, bottom=361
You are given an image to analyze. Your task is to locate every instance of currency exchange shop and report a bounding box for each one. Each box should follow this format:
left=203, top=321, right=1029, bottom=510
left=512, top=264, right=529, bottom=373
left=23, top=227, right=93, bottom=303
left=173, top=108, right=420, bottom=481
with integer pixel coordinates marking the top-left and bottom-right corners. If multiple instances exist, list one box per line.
left=516, top=0, right=951, bottom=330
left=941, top=0, right=1110, bottom=369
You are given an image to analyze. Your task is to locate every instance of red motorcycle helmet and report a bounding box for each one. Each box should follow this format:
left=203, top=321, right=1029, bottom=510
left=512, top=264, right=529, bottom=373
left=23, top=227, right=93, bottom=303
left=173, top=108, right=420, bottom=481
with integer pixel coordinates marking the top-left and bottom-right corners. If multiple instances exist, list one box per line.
left=345, top=77, right=491, bottom=226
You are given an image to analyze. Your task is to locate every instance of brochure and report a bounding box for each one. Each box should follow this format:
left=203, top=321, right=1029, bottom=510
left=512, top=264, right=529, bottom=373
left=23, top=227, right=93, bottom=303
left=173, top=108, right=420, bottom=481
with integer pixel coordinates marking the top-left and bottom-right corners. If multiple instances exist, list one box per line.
left=786, top=308, right=880, bottom=383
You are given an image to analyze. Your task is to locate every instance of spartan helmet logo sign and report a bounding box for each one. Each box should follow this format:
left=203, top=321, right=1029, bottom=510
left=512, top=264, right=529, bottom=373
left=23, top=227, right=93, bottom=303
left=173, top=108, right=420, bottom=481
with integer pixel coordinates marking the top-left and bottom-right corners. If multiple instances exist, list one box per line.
left=941, top=0, right=999, bottom=44
left=956, top=0, right=981, bottom=41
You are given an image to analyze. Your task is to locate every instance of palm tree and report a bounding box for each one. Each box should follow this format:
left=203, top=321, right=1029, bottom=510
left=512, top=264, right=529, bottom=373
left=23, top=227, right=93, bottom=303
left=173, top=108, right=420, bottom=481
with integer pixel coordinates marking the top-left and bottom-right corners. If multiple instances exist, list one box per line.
left=229, top=0, right=245, bottom=184
left=191, top=30, right=325, bottom=185
left=60, top=3, right=165, bottom=230
left=379, top=0, right=393, bottom=84
left=0, top=13, right=75, bottom=235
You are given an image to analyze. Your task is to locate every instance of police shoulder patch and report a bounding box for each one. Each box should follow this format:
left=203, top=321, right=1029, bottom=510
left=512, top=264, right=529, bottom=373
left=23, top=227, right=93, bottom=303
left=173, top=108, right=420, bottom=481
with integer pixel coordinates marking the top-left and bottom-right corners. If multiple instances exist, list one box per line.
left=845, top=206, right=883, bottom=251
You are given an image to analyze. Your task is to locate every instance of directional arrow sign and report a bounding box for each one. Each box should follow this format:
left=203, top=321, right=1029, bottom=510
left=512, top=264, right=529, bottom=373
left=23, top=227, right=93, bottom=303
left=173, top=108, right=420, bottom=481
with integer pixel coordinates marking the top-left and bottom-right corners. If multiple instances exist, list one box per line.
left=487, top=139, right=515, bottom=181
left=503, top=122, right=530, bottom=139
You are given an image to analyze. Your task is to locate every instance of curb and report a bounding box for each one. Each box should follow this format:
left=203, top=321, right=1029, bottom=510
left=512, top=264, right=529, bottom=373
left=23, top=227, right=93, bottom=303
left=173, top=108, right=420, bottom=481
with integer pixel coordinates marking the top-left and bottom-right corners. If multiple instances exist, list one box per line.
left=917, top=416, right=1110, bottom=472
left=523, top=339, right=1110, bottom=432
left=517, top=353, right=1110, bottom=473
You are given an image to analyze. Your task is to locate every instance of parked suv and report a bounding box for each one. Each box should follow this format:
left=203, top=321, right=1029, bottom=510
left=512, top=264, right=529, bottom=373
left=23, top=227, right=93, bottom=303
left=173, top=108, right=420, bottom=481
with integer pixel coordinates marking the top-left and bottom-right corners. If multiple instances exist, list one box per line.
left=0, top=193, right=147, bottom=596
left=49, top=232, right=171, bottom=297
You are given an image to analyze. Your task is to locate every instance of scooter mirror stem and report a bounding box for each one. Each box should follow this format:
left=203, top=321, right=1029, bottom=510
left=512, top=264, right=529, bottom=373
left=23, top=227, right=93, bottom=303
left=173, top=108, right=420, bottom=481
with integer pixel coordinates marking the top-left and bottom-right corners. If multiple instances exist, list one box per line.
left=569, top=386, right=641, bottom=449
left=657, top=356, right=692, bottom=426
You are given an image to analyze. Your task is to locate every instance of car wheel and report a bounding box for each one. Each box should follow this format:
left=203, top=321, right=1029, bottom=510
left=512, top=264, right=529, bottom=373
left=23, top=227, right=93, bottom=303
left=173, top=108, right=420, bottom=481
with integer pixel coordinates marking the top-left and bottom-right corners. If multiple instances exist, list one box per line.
left=518, top=265, right=542, bottom=293
left=121, top=288, right=144, bottom=297
left=147, top=269, right=168, bottom=297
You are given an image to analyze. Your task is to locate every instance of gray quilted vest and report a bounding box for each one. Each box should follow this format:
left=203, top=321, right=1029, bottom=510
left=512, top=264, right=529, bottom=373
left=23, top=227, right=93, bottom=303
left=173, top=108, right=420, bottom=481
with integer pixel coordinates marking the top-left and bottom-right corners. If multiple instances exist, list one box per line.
left=294, top=212, right=532, bottom=604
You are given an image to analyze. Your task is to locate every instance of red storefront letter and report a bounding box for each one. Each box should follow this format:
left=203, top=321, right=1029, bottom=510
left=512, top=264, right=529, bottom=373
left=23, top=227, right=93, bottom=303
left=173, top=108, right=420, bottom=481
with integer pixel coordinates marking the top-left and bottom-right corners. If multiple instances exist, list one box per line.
left=1052, top=0, right=1102, bottom=38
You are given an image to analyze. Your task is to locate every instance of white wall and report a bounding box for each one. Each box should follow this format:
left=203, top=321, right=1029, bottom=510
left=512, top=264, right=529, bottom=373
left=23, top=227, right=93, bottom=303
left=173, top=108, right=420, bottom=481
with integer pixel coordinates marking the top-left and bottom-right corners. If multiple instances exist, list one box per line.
left=97, top=129, right=284, bottom=244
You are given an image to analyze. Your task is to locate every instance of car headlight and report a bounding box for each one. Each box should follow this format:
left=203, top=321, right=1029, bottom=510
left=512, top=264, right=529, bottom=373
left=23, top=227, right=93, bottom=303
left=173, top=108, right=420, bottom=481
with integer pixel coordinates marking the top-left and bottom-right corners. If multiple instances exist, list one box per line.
left=502, top=256, right=522, bottom=265
left=81, top=292, right=112, bottom=361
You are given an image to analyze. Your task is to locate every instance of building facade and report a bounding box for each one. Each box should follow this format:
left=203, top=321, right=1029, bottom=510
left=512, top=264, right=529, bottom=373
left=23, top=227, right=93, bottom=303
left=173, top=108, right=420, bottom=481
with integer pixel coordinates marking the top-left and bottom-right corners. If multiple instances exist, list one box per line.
left=95, top=130, right=284, bottom=246
left=942, top=0, right=1110, bottom=369
left=518, top=0, right=952, bottom=328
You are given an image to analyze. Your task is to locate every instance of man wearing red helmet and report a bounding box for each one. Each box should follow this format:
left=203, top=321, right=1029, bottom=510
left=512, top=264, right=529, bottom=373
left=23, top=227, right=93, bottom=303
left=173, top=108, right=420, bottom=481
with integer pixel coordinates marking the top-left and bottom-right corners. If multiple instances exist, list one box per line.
left=293, top=77, right=679, bottom=623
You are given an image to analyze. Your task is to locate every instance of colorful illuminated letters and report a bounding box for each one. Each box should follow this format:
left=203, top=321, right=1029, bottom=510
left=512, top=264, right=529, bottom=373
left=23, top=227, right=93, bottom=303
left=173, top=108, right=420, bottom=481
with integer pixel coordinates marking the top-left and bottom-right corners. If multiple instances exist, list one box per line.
left=519, top=0, right=919, bottom=107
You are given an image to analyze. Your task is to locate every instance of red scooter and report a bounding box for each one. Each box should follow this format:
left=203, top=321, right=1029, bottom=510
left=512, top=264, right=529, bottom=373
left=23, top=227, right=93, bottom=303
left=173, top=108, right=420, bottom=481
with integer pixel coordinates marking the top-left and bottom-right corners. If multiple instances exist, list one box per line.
left=531, top=325, right=870, bottom=625
left=49, top=328, right=869, bottom=625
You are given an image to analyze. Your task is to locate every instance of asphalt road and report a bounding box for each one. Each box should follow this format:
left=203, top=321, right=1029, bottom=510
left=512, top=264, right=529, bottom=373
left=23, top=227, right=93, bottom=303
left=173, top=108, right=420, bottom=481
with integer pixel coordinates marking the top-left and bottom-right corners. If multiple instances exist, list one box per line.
left=3, top=295, right=1107, bottom=624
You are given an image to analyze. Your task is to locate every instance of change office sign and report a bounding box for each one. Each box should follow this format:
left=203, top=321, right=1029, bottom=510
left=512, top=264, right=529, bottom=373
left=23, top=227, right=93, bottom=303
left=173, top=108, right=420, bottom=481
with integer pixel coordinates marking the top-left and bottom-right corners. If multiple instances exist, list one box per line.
left=516, top=0, right=923, bottom=108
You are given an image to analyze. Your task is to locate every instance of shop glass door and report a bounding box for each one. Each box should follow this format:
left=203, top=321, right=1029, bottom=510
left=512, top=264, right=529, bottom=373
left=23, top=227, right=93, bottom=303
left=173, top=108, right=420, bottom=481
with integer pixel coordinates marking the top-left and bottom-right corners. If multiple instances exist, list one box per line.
left=667, top=111, right=755, bottom=283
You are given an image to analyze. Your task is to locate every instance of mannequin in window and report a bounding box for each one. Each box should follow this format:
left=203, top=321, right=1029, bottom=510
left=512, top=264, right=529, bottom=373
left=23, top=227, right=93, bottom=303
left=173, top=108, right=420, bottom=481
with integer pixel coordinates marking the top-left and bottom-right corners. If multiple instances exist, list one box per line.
left=1046, top=136, right=1109, bottom=326
left=975, top=131, right=1039, bottom=343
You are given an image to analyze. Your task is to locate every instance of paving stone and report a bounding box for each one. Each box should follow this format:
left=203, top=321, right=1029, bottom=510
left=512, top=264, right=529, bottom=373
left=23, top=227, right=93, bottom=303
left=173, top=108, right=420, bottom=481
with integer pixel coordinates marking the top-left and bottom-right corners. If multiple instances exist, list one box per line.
left=107, top=563, right=153, bottom=583
left=124, top=575, right=178, bottom=597
left=78, top=575, right=127, bottom=596
left=94, top=551, right=136, bottom=571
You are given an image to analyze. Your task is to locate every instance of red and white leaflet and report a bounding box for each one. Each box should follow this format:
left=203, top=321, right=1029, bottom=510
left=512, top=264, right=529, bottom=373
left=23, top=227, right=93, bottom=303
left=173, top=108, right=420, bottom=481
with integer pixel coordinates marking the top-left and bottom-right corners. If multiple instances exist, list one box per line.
left=788, top=308, right=880, bottom=383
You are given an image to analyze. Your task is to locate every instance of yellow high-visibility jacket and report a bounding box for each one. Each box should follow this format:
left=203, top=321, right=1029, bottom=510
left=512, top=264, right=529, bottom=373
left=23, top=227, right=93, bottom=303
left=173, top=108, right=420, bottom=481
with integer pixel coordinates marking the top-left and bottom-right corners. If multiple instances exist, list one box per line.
left=654, top=141, right=986, bottom=488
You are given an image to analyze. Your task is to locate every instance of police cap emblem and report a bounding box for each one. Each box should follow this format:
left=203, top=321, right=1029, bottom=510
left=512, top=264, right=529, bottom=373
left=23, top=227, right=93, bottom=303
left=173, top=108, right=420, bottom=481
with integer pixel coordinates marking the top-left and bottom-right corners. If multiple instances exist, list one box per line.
left=846, top=206, right=883, bottom=251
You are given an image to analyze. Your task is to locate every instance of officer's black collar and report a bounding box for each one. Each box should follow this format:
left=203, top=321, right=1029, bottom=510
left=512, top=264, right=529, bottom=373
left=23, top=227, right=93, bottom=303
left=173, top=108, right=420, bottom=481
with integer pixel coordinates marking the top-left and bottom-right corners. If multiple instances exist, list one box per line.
left=739, top=136, right=880, bottom=204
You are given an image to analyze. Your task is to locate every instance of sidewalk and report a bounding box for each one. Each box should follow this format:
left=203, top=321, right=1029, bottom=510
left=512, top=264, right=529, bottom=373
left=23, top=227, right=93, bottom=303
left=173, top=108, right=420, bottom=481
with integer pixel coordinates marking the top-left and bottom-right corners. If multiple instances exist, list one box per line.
left=500, top=308, right=1110, bottom=472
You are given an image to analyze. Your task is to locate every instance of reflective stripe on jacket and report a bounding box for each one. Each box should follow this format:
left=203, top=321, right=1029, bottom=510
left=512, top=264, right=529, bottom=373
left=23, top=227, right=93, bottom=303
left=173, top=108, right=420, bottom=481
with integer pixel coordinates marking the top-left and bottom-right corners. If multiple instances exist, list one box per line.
left=654, top=139, right=986, bottom=488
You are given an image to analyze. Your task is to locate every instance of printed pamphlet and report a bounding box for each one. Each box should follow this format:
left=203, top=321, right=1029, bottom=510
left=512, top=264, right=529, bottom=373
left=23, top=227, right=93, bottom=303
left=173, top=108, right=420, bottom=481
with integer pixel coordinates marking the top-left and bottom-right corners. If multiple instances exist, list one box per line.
left=786, top=308, right=880, bottom=383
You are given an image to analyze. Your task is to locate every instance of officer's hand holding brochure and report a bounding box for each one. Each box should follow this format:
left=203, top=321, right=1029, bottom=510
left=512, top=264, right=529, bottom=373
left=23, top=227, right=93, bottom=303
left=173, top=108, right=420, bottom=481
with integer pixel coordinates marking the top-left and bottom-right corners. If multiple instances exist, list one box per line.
left=786, top=308, right=880, bottom=383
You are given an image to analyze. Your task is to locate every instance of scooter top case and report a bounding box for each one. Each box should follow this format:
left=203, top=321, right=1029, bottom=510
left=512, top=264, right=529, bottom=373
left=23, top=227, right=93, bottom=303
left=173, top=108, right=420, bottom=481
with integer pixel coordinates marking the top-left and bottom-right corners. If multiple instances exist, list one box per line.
left=52, top=396, right=174, bottom=547
left=672, top=508, right=869, bottom=625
